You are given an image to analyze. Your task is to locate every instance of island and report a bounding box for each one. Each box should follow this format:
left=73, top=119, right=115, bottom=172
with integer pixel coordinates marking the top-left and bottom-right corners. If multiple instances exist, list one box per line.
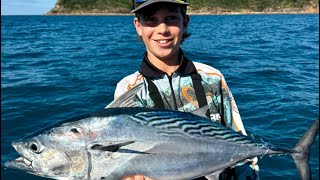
left=47, top=0, right=319, bottom=15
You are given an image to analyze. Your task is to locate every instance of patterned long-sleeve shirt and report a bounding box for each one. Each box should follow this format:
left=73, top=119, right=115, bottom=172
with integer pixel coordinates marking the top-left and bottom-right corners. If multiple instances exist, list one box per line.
left=107, top=49, right=259, bottom=179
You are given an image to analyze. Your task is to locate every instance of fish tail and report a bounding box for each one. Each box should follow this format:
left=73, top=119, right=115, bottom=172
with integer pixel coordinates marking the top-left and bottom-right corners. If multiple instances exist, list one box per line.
left=291, top=119, right=319, bottom=180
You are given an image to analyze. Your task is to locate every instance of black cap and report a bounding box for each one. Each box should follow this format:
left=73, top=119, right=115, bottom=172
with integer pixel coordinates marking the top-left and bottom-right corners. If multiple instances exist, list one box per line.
left=132, top=0, right=189, bottom=13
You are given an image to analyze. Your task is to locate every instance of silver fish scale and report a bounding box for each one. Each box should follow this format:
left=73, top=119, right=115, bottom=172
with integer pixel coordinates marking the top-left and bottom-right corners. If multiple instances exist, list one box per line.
left=132, top=111, right=256, bottom=145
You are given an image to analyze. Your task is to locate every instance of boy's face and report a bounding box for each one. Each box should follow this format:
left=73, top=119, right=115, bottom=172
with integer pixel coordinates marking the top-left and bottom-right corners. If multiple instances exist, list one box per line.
left=134, top=5, right=189, bottom=61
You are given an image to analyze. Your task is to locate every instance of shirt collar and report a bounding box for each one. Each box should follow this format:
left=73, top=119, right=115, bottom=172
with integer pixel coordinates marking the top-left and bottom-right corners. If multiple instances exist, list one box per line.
left=139, top=49, right=197, bottom=78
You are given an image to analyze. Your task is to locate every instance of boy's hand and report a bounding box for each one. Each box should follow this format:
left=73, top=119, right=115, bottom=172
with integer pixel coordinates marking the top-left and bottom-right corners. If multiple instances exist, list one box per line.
left=122, top=175, right=153, bottom=180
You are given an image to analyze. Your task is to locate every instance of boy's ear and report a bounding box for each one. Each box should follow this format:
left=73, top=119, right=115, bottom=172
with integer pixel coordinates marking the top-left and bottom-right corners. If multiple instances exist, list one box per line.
left=183, top=15, right=190, bottom=32
left=134, top=17, right=142, bottom=36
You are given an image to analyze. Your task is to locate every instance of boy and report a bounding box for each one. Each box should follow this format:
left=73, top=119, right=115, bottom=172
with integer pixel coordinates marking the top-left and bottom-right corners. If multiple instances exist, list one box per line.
left=108, top=0, right=259, bottom=179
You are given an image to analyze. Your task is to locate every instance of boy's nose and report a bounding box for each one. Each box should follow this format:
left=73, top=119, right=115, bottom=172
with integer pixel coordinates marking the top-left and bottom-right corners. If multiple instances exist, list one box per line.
left=156, top=23, right=170, bottom=35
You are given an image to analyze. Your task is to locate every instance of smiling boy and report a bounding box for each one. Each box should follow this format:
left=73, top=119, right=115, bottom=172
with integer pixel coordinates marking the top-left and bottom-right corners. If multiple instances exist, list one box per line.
left=108, top=0, right=259, bottom=179
left=133, top=1, right=188, bottom=75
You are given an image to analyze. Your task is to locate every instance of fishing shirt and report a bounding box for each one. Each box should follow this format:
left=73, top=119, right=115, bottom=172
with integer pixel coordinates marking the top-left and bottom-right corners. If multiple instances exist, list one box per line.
left=107, top=49, right=259, bottom=176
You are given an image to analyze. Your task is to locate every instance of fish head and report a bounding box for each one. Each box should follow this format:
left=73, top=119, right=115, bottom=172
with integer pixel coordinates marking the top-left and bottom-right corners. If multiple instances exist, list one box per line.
left=5, top=124, right=91, bottom=179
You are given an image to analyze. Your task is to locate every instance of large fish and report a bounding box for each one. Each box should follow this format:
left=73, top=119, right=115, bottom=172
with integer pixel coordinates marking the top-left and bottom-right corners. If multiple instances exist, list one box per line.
left=4, top=85, right=319, bottom=180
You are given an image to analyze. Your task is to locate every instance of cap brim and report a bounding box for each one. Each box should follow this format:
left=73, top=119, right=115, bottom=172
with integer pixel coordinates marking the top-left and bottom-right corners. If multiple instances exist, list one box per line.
left=132, top=0, right=189, bottom=13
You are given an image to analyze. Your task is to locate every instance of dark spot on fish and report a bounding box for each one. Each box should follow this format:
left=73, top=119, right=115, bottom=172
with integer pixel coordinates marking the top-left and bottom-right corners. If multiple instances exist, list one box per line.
left=70, top=128, right=80, bottom=133
left=100, top=177, right=105, bottom=179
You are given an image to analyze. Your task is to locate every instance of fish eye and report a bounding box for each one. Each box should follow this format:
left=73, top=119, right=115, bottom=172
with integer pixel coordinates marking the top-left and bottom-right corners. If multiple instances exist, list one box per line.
left=29, top=142, right=42, bottom=154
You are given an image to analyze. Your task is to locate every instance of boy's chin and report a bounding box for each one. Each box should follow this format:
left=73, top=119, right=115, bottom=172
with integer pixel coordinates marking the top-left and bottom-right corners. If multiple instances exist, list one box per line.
left=155, top=52, right=178, bottom=60
left=153, top=48, right=180, bottom=59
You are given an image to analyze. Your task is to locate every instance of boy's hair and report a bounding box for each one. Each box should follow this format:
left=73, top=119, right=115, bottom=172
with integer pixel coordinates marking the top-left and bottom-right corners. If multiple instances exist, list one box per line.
left=135, top=3, right=190, bottom=43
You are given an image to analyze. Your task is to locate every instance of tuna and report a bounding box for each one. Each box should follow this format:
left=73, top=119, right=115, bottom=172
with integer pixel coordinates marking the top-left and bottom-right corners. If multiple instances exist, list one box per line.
left=4, top=85, right=319, bottom=180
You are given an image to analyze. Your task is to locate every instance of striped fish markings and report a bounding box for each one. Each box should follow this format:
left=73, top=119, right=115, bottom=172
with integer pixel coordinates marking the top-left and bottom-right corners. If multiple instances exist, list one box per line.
left=4, top=85, right=319, bottom=180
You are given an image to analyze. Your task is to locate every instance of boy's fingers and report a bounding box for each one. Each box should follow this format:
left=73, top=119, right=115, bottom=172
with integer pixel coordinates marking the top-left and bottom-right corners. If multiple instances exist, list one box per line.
left=122, top=175, right=148, bottom=180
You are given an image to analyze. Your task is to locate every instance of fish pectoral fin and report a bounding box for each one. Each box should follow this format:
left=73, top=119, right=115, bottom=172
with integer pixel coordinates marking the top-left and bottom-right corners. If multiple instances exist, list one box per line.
left=89, top=141, right=135, bottom=152
left=89, top=141, right=150, bottom=154
left=116, top=149, right=150, bottom=154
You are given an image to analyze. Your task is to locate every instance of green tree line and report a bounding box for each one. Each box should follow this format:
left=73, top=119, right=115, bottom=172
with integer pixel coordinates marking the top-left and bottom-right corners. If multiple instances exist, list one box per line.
left=52, top=0, right=318, bottom=13
left=188, top=0, right=318, bottom=11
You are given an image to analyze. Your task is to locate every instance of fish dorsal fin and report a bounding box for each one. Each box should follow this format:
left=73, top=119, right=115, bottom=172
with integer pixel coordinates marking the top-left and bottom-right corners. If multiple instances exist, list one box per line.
left=190, top=105, right=210, bottom=119
left=90, top=141, right=135, bottom=152
left=106, top=84, right=143, bottom=108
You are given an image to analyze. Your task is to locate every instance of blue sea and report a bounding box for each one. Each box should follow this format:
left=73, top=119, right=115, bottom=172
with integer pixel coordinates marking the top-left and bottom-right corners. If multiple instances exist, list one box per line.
left=1, top=14, right=319, bottom=179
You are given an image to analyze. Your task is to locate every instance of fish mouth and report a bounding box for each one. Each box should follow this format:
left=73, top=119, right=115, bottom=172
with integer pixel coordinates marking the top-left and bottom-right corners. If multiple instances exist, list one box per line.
left=4, top=156, right=34, bottom=172
left=4, top=142, right=35, bottom=172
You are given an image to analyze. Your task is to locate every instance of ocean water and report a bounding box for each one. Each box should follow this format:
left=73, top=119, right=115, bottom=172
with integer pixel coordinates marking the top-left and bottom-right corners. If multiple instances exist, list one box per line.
left=1, top=14, right=319, bottom=179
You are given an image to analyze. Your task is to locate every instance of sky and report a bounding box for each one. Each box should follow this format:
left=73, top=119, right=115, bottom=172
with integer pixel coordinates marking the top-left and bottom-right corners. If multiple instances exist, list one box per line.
left=1, top=0, right=57, bottom=15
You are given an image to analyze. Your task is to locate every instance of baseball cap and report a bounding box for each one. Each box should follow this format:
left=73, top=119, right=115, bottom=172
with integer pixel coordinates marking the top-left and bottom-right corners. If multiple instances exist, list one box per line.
left=132, top=0, right=189, bottom=13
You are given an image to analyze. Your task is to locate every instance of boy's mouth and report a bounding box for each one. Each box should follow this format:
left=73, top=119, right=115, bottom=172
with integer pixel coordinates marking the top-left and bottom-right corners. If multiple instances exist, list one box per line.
left=154, top=39, right=173, bottom=46
left=156, top=39, right=171, bottom=44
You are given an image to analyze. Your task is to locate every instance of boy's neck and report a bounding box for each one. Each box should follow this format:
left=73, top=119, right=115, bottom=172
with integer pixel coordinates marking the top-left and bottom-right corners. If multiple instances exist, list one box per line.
left=147, top=50, right=180, bottom=76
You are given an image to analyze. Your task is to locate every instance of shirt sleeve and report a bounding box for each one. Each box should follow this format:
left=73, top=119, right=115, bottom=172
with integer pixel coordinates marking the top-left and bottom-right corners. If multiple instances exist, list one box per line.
left=220, top=75, right=246, bottom=134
